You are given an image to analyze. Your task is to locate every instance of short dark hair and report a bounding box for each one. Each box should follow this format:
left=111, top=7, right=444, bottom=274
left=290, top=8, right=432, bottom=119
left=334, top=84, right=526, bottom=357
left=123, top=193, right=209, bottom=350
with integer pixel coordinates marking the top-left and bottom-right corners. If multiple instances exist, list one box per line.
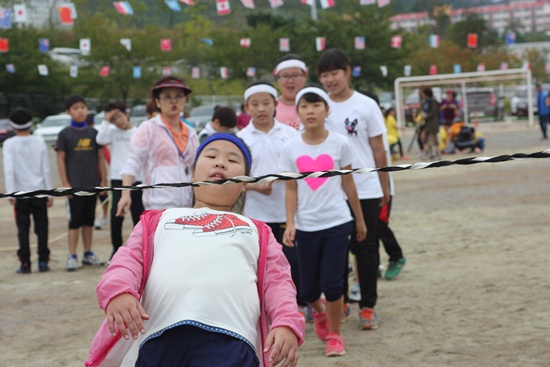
left=423, top=87, right=434, bottom=98
left=317, top=48, right=350, bottom=75
left=297, top=83, right=328, bottom=107
left=212, top=106, right=237, bottom=129
left=151, top=76, right=190, bottom=100
left=104, top=101, right=127, bottom=113
left=64, top=94, right=86, bottom=110
left=8, top=107, right=33, bottom=130
left=146, top=99, right=158, bottom=116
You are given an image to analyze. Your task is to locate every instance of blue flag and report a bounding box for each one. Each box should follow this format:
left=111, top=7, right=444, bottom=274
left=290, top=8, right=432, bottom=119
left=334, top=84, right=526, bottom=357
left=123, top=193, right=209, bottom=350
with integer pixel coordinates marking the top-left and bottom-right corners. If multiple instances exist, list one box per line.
left=201, top=38, right=214, bottom=46
left=352, top=66, right=361, bottom=77
left=133, top=66, right=142, bottom=79
left=0, top=9, right=12, bottom=29
left=39, top=38, right=50, bottom=53
left=505, top=31, right=516, bottom=45
left=453, top=64, right=461, bottom=74
left=164, top=0, right=182, bottom=11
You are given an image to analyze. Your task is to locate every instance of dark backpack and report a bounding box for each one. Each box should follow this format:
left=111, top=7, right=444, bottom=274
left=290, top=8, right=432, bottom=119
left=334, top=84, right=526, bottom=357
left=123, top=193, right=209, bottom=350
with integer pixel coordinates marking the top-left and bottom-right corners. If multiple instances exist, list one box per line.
left=455, top=126, right=475, bottom=149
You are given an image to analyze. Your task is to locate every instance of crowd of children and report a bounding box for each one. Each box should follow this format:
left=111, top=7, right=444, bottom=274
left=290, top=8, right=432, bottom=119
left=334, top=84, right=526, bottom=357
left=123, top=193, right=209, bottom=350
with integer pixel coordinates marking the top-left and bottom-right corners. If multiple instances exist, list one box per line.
left=3, top=48, right=415, bottom=365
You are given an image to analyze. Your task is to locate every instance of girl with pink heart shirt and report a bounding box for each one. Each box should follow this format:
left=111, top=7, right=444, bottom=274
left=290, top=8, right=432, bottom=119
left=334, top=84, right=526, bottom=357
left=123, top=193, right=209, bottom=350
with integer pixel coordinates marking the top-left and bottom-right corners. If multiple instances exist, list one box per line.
left=279, top=85, right=366, bottom=358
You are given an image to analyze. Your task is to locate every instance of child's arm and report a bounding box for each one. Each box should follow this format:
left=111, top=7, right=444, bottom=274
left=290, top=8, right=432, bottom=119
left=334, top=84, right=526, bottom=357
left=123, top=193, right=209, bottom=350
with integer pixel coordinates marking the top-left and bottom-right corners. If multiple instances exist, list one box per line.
left=369, top=134, right=390, bottom=205
left=95, top=119, right=113, bottom=146
left=282, top=180, right=297, bottom=247
left=341, top=165, right=367, bottom=243
left=56, top=150, right=70, bottom=188
left=3, top=142, right=16, bottom=205
left=97, top=147, right=107, bottom=188
left=246, top=182, right=273, bottom=195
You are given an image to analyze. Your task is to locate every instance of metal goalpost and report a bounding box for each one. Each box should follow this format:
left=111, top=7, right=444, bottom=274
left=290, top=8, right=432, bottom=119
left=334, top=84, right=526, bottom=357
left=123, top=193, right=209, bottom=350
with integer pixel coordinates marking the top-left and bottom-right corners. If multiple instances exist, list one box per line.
left=394, top=68, right=534, bottom=127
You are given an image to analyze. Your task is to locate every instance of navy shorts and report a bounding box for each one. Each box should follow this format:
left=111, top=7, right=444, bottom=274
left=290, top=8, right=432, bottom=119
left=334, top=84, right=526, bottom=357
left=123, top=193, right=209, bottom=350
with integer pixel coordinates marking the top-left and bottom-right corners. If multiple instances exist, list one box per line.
left=295, top=221, right=353, bottom=303
left=67, top=195, right=97, bottom=229
left=136, top=325, right=259, bottom=367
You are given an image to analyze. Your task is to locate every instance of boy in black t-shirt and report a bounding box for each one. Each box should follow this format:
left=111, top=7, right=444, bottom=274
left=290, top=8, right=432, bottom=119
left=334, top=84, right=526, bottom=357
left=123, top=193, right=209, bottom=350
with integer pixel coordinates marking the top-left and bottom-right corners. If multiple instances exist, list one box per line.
left=56, top=95, right=107, bottom=271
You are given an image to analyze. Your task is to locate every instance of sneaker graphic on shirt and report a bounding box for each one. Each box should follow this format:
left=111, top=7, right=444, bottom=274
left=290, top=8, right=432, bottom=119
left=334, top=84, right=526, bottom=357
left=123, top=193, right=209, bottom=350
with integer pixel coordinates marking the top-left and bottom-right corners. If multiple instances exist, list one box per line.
left=164, top=212, right=252, bottom=237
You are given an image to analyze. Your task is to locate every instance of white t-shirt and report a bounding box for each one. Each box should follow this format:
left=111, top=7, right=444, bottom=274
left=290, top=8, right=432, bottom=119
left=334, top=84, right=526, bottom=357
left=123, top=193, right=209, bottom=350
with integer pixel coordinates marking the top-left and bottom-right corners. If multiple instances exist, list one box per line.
left=279, top=132, right=353, bottom=231
left=237, top=120, right=298, bottom=222
left=96, top=120, right=142, bottom=181
left=140, top=207, right=260, bottom=351
left=2, top=135, right=52, bottom=193
left=325, top=91, right=387, bottom=199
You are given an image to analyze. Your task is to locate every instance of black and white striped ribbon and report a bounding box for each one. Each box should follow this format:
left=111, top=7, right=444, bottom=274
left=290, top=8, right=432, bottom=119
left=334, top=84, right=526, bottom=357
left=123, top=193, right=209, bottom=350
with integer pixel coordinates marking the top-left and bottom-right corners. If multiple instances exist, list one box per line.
left=2, top=149, right=549, bottom=199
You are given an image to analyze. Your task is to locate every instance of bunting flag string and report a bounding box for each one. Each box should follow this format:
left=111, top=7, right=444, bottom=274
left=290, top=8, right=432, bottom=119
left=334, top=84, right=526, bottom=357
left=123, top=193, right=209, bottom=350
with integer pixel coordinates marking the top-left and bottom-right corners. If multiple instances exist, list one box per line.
left=2, top=150, right=549, bottom=199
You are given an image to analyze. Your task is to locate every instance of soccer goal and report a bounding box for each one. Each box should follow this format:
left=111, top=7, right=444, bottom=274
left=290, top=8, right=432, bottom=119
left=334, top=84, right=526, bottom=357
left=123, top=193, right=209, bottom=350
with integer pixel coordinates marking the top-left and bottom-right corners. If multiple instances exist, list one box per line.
left=394, top=68, right=533, bottom=127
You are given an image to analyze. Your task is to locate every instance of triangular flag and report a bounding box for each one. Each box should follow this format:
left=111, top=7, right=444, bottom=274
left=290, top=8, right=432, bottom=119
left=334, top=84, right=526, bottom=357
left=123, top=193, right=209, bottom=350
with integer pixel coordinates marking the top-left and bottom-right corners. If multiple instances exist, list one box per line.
left=192, top=67, right=200, bottom=79
left=133, top=66, right=142, bottom=78
left=165, top=0, right=182, bottom=11
left=279, top=38, right=290, bottom=52
left=6, top=63, right=15, bottom=73
left=216, top=0, right=231, bottom=15
left=220, top=66, right=229, bottom=79
left=354, top=36, right=365, bottom=50
left=70, top=65, right=78, bottom=78
left=0, top=9, right=13, bottom=29
left=352, top=66, right=361, bottom=77
left=269, top=0, right=283, bottom=9
left=404, top=65, right=412, bottom=76
left=467, top=33, right=478, bottom=48
left=429, top=34, right=439, bottom=48
left=38, top=65, right=49, bottom=76
left=246, top=67, right=256, bottom=77
left=100, top=66, right=110, bottom=77
left=161, top=38, right=171, bottom=51
left=13, top=4, right=27, bottom=23
left=113, top=2, right=134, bottom=15
left=240, top=38, right=251, bottom=48
left=391, top=35, right=402, bottom=48
left=39, top=38, right=50, bottom=53
left=429, top=64, right=437, bottom=75
left=0, top=37, right=9, bottom=52
left=377, top=0, right=390, bottom=7
left=316, top=37, right=326, bottom=52
left=120, top=38, right=131, bottom=51
left=241, top=0, right=255, bottom=8
left=57, top=6, right=73, bottom=25
left=380, top=65, right=388, bottom=77
left=80, top=38, right=91, bottom=55
left=320, top=0, right=335, bottom=9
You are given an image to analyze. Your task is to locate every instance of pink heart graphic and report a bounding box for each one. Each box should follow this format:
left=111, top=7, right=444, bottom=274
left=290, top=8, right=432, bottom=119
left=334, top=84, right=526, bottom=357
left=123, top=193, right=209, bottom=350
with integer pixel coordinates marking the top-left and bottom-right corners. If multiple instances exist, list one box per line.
left=296, top=154, right=334, bottom=191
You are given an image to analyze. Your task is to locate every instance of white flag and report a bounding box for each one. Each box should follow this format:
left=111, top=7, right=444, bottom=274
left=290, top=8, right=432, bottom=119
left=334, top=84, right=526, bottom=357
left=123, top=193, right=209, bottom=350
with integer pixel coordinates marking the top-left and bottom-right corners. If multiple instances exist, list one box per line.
left=80, top=38, right=91, bottom=55
left=13, top=4, right=27, bottom=23
left=70, top=65, right=78, bottom=78
left=380, top=65, right=388, bottom=77
left=120, top=38, right=131, bottom=51
left=38, top=64, right=49, bottom=76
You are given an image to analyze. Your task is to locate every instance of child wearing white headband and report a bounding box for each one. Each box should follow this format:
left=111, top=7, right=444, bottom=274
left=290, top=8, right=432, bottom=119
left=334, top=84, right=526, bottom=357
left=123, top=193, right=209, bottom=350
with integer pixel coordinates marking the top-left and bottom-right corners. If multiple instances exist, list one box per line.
left=279, top=84, right=366, bottom=358
left=275, top=55, right=308, bottom=131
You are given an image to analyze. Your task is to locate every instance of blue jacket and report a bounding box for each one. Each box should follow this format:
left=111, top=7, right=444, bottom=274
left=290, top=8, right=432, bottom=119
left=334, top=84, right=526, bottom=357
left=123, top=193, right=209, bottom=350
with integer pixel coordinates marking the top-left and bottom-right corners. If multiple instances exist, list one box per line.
left=537, top=90, right=550, bottom=116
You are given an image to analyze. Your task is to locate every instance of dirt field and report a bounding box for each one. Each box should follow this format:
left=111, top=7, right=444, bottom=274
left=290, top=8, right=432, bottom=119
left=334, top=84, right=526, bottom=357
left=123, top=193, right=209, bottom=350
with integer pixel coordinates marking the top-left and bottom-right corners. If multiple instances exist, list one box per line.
left=1, top=120, right=549, bottom=367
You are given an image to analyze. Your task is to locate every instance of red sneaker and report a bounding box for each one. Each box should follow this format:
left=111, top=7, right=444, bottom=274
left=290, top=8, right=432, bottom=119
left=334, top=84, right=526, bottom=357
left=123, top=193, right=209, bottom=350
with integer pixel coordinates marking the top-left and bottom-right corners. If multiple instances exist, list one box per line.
left=313, top=310, right=329, bottom=341
left=325, top=332, right=346, bottom=357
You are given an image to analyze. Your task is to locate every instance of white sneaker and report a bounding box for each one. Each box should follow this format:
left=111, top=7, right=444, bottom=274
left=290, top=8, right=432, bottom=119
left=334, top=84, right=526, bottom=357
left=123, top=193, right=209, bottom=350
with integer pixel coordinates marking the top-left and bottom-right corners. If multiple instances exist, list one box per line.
left=94, top=217, right=108, bottom=229
left=82, top=252, right=105, bottom=266
left=66, top=255, right=78, bottom=271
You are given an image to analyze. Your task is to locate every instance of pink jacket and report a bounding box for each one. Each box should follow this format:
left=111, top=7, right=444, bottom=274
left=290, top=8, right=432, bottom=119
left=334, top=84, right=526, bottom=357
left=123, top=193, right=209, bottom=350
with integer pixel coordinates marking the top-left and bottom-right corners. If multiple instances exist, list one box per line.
left=120, top=115, right=199, bottom=210
left=85, top=210, right=305, bottom=367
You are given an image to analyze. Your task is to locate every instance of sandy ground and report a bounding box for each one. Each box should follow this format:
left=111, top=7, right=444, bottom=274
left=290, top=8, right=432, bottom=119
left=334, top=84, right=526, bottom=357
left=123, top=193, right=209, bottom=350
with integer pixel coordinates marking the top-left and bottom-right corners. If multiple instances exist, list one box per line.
left=0, top=120, right=549, bottom=367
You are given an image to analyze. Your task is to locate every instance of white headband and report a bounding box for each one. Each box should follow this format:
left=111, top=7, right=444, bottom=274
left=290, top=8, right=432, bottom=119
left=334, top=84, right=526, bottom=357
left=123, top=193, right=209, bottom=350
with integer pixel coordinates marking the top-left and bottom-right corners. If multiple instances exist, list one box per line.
left=275, top=60, right=307, bottom=74
left=244, top=84, right=278, bottom=101
left=10, top=120, right=33, bottom=130
left=295, top=87, right=331, bottom=106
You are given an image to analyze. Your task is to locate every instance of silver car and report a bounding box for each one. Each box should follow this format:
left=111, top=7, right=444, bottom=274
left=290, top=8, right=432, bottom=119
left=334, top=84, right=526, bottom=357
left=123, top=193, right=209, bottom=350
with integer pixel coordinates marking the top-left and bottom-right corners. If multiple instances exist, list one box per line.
left=33, top=114, right=71, bottom=146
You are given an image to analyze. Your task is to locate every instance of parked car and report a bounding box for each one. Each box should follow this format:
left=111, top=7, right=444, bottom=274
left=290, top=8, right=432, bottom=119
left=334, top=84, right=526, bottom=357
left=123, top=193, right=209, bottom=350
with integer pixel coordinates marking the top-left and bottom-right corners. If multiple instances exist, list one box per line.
left=461, top=88, right=504, bottom=120
left=377, top=91, right=396, bottom=111
left=187, top=104, right=217, bottom=133
left=510, top=84, right=550, bottom=117
left=34, top=113, right=71, bottom=146
left=0, top=118, right=16, bottom=144
left=129, top=105, right=147, bottom=126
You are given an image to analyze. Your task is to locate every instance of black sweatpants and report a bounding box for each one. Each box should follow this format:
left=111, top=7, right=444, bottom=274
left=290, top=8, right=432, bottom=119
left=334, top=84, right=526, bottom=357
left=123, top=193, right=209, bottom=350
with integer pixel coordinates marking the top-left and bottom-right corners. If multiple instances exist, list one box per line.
left=110, top=180, right=145, bottom=253
left=15, top=198, right=49, bottom=263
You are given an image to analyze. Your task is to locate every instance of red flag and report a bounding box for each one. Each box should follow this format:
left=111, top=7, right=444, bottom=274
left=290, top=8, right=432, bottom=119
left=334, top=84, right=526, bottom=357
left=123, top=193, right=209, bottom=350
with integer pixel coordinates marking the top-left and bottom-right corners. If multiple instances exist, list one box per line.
left=315, top=37, right=326, bottom=52
left=180, top=0, right=195, bottom=4
left=100, top=66, right=110, bottom=77
left=319, top=0, right=334, bottom=9
left=160, top=38, right=172, bottom=51
left=467, top=33, right=478, bottom=48
left=217, top=0, right=231, bottom=15
left=241, top=0, right=255, bottom=8
left=220, top=67, right=229, bottom=79
left=429, top=64, right=437, bottom=75
left=57, top=6, right=73, bottom=25
left=240, top=38, right=251, bottom=48
left=391, top=35, right=402, bottom=48
left=0, top=38, right=9, bottom=52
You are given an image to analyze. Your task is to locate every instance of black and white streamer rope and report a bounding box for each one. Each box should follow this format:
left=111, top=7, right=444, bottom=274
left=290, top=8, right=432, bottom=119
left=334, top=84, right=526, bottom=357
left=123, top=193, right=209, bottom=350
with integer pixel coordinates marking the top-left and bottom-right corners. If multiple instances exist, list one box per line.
left=2, top=149, right=549, bottom=199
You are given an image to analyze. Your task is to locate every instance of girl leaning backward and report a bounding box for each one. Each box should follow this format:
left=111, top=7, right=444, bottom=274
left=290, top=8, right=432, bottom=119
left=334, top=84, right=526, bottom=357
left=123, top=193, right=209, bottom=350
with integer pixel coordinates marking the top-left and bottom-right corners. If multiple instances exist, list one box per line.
left=85, top=133, right=305, bottom=367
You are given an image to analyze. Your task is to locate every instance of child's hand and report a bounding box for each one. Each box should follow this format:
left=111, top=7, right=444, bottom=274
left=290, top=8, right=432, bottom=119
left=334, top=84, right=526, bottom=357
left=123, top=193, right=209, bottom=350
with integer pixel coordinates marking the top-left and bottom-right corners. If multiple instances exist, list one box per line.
left=106, top=293, right=150, bottom=340
left=256, top=182, right=273, bottom=196
left=116, top=194, right=131, bottom=217
left=263, top=326, right=299, bottom=367
left=46, top=197, right=54, bottom=208
left=8, top=198, right=15, bottom=206
left=282, top=226, right=296, bottom=248
left=356, top=220, right=367, bottom=243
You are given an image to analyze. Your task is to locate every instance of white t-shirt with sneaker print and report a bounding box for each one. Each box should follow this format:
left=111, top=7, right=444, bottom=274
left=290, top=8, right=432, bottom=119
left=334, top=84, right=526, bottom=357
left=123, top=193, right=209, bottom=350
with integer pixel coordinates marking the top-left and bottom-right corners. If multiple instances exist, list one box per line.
left=139, top=207, right=260, bottom=352
left=279, top=132, right=353, bottom=232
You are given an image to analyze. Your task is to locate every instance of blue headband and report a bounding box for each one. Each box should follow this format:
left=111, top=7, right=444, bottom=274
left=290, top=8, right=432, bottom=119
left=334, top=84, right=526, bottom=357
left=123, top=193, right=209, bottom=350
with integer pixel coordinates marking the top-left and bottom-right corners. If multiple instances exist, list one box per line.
left=196, top=133, right=252, bottom=169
